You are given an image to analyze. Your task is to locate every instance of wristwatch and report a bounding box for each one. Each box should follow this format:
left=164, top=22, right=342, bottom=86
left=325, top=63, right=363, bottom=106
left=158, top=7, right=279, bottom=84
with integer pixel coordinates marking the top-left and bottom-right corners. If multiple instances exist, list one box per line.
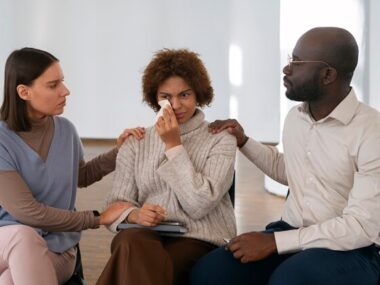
left=92, top=210, right=101, bottom=228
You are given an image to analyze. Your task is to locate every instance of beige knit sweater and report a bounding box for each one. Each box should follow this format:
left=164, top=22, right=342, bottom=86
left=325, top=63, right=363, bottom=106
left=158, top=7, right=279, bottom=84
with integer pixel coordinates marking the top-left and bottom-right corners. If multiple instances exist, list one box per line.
left=107, top=109, right=237, bottom=246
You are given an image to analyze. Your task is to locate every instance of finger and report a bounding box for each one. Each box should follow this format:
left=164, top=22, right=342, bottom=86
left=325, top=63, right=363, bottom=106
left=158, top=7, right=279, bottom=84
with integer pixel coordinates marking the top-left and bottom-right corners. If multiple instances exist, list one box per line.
left=151, top=204, right=167, bottom=214
left=162, top=108, right=172, bottom=128
left=142, top=206, right=166, bottom=222
left=165, top=106, right=178, bottom=127
left=143, top=206, right=166, bottom=220
left=208, top=120, right=222, bottom=129
left=240, top=256, right=249, bottom=264
left=232, top=249, right=244, bottom=260
left=144, top=206, right=166, bottom=221
left=128, top=129, right=140, bottom=139
left=156, top=214, right=166, bottom=223
left=119, top=133, right=131, bottom=140
left=209, top=120, right=236, bottom=133
left=229, top=126, right=243, bottom=138
left=227, top=239, right=240, bottom=252
left=140, top=208, right=159, bottom=219
left=155, top=117, right=165, bottom=131
left=126, top=128, right=145, bottom=139
left=136, top=128, right=145, bottom=138
left=139, top=212, right=159, bottom=225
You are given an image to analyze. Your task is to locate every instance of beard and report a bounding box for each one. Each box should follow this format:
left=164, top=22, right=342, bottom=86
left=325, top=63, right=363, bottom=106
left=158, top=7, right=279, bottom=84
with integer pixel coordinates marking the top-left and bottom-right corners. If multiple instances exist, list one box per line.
left=285, top=73, right=322, bottom=102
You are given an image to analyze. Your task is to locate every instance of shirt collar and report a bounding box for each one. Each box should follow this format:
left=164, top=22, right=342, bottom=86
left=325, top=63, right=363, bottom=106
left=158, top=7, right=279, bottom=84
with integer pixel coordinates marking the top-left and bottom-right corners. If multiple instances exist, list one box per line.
left=297, top=88, right=359, bottom=125
left=327, top=89, right=359, bottom=125
left=178, top=108, right=205, bottom=135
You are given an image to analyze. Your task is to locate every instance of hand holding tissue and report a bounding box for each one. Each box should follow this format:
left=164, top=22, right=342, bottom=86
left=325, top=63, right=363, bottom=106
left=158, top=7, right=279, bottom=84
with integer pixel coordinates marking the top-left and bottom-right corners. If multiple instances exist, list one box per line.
left=155, top=99, right=171, bottom=123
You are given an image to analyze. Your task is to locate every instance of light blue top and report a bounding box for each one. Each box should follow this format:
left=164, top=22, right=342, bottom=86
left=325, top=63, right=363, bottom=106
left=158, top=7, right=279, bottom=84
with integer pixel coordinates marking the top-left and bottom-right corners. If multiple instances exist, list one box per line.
left=0, top=116, right=83, bottom=253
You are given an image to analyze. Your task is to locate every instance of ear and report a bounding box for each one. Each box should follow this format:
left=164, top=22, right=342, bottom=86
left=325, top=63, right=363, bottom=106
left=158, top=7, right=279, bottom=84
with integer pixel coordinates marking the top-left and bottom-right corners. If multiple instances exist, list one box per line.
left=16, top=84, right=30, bottom=101
left=321, top=67, right=338, bottom=85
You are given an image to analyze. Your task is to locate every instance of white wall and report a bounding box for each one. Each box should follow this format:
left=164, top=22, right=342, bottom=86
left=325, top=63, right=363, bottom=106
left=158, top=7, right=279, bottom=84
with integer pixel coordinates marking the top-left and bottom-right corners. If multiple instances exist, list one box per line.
left=0, top=0, right=281, bottom=142
left=369, top=0, right=380, bottom=109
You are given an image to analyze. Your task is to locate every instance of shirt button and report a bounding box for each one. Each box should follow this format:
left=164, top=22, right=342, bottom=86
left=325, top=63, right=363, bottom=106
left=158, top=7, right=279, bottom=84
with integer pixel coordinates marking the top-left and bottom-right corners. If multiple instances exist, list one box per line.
left=307, top=151, right=311, bottom=156
left=309, top=177, right=314, bottom=182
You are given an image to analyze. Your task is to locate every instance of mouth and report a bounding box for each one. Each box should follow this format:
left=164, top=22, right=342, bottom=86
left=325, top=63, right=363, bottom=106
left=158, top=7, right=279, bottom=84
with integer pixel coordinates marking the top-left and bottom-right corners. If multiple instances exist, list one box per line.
left=58, top=101, right=66, bottom=107
left=283, top=77, right=291, bottom=87
left=175, top=112, right=185, bottom=119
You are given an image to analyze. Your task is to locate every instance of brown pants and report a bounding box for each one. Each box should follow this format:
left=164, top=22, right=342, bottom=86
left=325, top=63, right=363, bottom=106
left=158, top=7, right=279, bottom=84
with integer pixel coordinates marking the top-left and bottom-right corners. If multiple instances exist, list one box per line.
left=96, top=228, right=216, bottom=285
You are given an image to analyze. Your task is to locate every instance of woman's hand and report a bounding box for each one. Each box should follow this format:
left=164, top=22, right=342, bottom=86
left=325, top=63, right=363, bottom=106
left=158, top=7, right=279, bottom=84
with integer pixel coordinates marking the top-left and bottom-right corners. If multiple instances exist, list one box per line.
left=99, top=201, right=133, bottom=225
left=116, top=127, right=145, bottom=149
left=128, top=203, right=167, bottom=226
left=155, top=107, right=181, bottom=150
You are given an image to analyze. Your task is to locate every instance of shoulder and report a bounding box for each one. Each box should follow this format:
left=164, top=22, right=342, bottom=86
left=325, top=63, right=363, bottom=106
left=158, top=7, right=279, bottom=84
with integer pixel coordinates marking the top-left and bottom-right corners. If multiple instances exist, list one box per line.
left=199, top=120, right=237, bottom=151
left=118, top=125, right=158, bottom=155
left=356, top=102, right=380, bottom=122
left=54, top=116, right=76, bottom=130
left=352, top=103, right=380, bottom=135
left=0, top=122, right=16, bottom=151
left=287, top=104, right=304, bottom=118
left=0, top=121, right=10, bottom=140
left=54, top=116, right=81, bottom=142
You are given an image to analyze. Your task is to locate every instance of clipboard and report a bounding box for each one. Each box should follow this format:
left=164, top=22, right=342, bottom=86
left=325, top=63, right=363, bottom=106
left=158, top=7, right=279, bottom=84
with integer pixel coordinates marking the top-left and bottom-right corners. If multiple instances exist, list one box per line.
left=117, top=221, right=187, bottom=234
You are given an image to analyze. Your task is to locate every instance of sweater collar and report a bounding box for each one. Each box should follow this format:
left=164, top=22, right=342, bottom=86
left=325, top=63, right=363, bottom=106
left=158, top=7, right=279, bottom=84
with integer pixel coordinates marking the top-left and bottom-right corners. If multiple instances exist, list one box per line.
left=179, top=109, right=205, bottom=135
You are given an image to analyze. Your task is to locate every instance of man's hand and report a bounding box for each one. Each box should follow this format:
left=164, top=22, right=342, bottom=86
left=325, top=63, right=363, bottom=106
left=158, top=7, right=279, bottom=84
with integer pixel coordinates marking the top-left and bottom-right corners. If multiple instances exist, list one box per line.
left=116, top=127, right=145, bottom=149
left=155, top=107, right=181, bottom=150
left=226, top=232, right=277, bottom=263
left=128, top=203, right=167, bottom=226
left=208, top=119, right=248, bottom=147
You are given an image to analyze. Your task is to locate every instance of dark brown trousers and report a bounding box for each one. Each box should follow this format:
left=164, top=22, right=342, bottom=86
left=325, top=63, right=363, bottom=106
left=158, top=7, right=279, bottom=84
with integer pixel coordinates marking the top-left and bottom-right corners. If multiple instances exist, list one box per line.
left=96, top=228, right=216, bottom=285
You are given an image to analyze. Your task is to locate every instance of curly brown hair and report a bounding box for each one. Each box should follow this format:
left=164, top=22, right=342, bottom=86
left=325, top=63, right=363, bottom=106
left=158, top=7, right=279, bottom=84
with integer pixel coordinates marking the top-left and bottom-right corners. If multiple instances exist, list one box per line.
left=142, top=48, right=214, bottom=112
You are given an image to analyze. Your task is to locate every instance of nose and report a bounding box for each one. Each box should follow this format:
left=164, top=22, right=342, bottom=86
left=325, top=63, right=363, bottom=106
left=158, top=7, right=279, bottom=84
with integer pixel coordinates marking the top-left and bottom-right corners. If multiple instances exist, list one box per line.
left=170, top=97, right=181, bottom=110
left=62, top=82, right=70, bottom=97
left=283, top=63, right=291, bottom=75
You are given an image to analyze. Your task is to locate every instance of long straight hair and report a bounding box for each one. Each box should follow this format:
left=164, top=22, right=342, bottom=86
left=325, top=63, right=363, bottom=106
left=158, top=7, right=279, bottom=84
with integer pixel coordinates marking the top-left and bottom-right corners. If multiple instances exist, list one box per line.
left=0, top=47, right=58, bottom=131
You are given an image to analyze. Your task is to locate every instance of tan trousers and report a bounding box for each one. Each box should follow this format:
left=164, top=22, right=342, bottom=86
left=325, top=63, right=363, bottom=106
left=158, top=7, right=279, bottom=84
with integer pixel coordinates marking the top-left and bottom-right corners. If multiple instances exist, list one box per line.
left=96, top=228, right=216, bottom=285
left=0, top=225, right=76, bottom=285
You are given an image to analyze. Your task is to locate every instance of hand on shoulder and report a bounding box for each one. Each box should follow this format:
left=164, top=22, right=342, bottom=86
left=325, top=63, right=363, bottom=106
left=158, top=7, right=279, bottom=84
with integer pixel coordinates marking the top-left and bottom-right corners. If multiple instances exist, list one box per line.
left=208, top=119, right=248, bottom=147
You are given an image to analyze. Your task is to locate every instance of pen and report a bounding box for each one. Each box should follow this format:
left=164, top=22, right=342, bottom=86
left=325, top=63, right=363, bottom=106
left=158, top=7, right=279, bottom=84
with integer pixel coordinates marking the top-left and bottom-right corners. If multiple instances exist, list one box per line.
left=223, top=238, right=230, bottom=244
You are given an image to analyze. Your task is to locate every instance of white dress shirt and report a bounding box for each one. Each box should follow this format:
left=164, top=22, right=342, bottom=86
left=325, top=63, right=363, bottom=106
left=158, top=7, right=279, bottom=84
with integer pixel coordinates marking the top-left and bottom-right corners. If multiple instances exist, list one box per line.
left=241, top=89, right=380, bottom=254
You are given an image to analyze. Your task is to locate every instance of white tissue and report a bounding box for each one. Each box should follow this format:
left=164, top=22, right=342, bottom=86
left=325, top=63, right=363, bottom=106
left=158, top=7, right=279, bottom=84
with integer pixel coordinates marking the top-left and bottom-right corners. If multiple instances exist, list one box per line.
left=155, top=99, right=171, bottom=123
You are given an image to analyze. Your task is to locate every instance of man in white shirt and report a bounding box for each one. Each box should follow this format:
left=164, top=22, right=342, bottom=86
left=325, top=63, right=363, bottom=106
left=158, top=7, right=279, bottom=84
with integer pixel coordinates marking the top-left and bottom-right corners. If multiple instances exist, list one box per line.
left=190, top=27, right=380, bottom=285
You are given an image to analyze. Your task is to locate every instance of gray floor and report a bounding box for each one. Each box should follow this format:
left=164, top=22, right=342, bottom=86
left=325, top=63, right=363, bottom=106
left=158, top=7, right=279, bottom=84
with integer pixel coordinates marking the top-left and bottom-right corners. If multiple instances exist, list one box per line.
left=76, top=140, right=285, bottom=285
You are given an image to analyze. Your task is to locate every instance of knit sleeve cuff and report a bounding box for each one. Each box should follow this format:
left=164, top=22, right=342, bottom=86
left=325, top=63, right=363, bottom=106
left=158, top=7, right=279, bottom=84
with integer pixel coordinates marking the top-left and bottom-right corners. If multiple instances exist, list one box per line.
left=107, top=207, right=137, bottom=233
left=165, top=145, right=184, bottom=160
left=274, top=228, right=301, bottom=254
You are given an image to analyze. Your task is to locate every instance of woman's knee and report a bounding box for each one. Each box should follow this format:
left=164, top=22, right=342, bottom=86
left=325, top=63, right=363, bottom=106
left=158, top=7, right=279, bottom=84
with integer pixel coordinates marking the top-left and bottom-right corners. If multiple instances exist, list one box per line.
left=7, top=225, right=46, bottom=249
left=111, top=228, right=156, bottom=252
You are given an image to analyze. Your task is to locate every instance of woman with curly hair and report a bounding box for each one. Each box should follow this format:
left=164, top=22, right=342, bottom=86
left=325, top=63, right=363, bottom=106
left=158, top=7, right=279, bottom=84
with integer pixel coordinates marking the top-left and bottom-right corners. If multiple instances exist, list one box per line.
left=96, top=49, right=237, bottom=285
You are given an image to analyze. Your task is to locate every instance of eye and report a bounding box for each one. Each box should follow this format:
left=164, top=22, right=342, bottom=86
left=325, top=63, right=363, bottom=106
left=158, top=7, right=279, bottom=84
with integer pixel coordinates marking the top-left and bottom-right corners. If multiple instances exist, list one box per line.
left=180, top=92, right=190, bottom=98
left=158, top=94, right=170, bottom=100
left=48, top=83, right=58, bottom=89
